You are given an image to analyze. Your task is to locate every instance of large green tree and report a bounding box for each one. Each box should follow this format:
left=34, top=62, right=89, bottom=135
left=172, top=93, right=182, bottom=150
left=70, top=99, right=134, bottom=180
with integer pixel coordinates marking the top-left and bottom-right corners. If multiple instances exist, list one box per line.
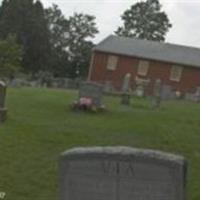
left=66, top=13, right=98, bottom=78
left=45, top=5, right=98, bottom=78
left=0, top=0, right=50, bottom=74
left=45, top=4, right=69, bottom=76
left=0, top=35, right=22, bottom=78
left=115, top=0, right=172, bottom=41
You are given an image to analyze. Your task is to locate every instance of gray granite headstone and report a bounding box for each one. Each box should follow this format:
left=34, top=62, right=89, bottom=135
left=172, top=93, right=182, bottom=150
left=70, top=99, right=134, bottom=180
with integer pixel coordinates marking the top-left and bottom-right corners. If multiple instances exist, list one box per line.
left=79, top=81, right=103, bottom=107
left=151, top=79, right=162, bottom=108
left=59, top=146, right=187, bottom=200
left=160, top=85, right=176, bottom=101
left=185, top=87, right=200, bottom=102
left=121, top=74, right=131, bottom=105
left=122, top=73, right=131, bottom=93
left=0, top=81, right=7, bottom=121
left=104, top=81, right=113, bottom=93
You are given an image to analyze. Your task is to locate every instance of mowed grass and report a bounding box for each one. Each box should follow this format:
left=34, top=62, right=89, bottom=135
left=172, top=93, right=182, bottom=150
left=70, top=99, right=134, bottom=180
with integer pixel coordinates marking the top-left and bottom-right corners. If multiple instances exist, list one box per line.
left=0, top=87, right=200, bottom=200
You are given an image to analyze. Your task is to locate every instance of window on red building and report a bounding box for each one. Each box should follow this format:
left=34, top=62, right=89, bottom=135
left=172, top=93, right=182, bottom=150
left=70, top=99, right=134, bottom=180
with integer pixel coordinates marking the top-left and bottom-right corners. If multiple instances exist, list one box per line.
left=170, top=65, right=183, bottom=82
left=137, top=60, right=149, bottom=76
left=107, top=55, right=118, bottom=70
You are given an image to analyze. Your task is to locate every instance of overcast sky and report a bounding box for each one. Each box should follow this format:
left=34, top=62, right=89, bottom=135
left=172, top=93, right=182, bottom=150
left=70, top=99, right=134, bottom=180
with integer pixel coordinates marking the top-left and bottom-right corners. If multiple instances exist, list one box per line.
left=2, top=0, right=200, bottom=47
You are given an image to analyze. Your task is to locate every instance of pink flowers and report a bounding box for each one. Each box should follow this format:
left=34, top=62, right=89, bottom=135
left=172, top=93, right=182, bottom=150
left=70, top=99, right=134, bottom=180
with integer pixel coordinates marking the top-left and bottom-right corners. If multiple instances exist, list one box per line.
left=72, top=96, right=106, bottom=112
left=79, top=97, right=92, bottom=107
left=72, top=97, right=93, bottom=110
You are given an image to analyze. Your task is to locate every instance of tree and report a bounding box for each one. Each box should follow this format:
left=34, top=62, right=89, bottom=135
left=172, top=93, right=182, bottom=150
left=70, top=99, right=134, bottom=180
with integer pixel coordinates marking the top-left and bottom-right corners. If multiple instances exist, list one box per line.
left=115, top=0, right=172, bottom=41
left=45, top=5, right=98, bottom=78
left=45, top=4, right=69, bottom=50
left=0, top=0, right=51, bottom=74
left=45, top=4, right=69, bottom=76
left=0, top=35, right=22, bottom=78
left=66, top=13, right=98, bottom=78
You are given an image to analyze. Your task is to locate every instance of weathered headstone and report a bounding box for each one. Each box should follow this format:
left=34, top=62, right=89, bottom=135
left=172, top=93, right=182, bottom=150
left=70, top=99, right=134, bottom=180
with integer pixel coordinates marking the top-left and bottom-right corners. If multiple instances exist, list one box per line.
left=121, top=73, right=131, bottom=105
left=59, top=146, right=187, bottom=200
left=185, top=87, right=200, bottom=102
left=0, top=81, right=7, bottom=122
left=135, top=85, right=145, bottom=97
left=104, top=81, right=113, bottom=93
left=79, top=81, right=104, bottom=107
left=151, top=79, right=162, bottom=108
left=195, top=87, right=200, bottom=102
left=160, top=85, right=176, bottom=100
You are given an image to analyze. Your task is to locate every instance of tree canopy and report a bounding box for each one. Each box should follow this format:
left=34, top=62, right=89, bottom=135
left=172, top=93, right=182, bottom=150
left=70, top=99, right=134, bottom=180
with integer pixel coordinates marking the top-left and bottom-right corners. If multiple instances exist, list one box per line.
left=0, top=1, right=99, bottom=78
left=0, top=35, right=22, bottom=78
left=45, top=5, right=98, bottom=78
left=115, top=0, right=172, bottom=41
left=0, top=0, right=50, bottom=74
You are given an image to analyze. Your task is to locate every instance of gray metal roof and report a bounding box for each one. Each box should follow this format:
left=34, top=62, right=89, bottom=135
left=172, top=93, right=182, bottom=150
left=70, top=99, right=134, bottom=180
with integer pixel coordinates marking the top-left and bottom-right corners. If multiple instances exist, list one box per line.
left=94, top=35, right=200, bottom=68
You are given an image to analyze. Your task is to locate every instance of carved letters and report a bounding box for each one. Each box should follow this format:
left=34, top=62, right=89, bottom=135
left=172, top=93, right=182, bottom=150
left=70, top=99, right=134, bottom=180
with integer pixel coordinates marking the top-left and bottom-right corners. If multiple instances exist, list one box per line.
left=102, top=161, right=134, bottom=176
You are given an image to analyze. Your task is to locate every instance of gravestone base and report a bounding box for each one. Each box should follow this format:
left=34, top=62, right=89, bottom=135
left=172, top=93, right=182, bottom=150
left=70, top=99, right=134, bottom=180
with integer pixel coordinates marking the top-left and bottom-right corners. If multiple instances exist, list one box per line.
left=0, top=108, right=7, bottom=122
left=121, top=93, right=130, bottom=105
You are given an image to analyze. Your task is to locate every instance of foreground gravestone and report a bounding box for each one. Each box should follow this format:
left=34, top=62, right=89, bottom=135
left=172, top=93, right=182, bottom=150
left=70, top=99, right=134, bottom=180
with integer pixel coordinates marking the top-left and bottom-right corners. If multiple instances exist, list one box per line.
left=59, top=146, right=187, bottom=200
left=79, top=81, right=104, bottom=107
left=0, top=81, right=7, bottom=122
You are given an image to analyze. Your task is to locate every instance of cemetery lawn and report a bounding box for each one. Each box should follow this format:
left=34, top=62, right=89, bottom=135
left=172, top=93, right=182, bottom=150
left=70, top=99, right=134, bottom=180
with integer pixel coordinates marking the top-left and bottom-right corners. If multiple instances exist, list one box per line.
left=0, top=87, right=199, bottom=200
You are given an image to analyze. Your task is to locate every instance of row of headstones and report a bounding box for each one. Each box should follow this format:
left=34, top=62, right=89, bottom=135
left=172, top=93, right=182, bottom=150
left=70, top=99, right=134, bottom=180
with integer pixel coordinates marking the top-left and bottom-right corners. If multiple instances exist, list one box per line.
left=59, top=146, right=187, bottom=200
left=79, top=80, right=200, bottom=110
left=120, top=77, right=163, bottom=108
left=78, top=80, right=165, bottom=109
left=8, top=77, right=80, bottom=89
left=106, top=75, right=200, bottom=104
left=78, top=80, right=169, bottom=109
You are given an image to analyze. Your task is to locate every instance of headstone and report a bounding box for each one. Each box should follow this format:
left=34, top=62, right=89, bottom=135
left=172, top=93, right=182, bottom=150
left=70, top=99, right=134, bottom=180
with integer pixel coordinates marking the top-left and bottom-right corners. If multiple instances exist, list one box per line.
left=79, top=82, right=104, bottom=107
left=59, top=146, right=187, bottom=200
left=122, top=73, right=131, bottom=92
left=195, top=87, right=200, bottom=102
left=121, top=73, right=131, bottom=105
left=0, top=81, right=7, bottom=122
left=151, top=79, right=162, bottom=108
left=160, top=85, right=176, bottom=100
left=104, top=81, right=113, bottom=93
left=185, top=87, right=200, bottom=102
left=135, top=85, right=145, bottom=97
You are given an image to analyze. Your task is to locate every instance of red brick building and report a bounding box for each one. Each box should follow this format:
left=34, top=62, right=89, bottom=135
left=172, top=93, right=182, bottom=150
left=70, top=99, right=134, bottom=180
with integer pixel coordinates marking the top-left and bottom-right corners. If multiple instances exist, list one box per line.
left=88, top=35, right=200, bottom=95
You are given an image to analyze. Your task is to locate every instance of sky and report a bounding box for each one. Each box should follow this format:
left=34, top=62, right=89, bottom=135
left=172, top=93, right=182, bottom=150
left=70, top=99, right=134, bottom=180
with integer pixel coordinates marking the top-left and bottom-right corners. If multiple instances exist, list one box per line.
left=2, top=0, right=200, bottom=48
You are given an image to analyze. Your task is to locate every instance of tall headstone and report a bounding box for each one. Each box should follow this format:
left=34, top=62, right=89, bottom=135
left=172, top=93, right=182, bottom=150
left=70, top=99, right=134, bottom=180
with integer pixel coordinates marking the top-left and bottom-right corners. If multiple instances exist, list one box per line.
left=79, top=82, right=104, bottom=107
left=0, top=81, right=7, bottom=122
left=121, top=73, right=131, bottom=105
left=59, top=146, right=187, bottom=200
left=151, top=79, right=162, bottom=108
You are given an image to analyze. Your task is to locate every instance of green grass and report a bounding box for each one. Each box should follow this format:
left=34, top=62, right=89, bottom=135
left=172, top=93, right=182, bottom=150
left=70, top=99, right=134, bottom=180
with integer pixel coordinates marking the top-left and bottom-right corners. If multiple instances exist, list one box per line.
left=0, top=87, right=200, bottom=200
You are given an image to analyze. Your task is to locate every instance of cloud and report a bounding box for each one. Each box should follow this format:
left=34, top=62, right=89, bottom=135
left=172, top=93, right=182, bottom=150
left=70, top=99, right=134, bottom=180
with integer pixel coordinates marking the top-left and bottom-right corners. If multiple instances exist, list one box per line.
left=41, top=0, right=200, bottom=47
left=161, top=0, right=200, bottom=47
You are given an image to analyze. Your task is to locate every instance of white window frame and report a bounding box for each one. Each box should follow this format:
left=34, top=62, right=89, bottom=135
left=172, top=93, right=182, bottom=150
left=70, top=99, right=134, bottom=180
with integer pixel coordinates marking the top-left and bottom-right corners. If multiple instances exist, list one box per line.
left=107, top=55, right=118, bottom=71
left=170, top=65, right=183, bottom=82
left=137, top=60, right=149, bottom=76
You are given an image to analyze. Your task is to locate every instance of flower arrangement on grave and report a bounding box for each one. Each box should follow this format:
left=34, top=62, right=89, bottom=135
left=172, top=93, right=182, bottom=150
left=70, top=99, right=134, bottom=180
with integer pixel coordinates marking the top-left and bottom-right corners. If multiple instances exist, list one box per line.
left=72, top=96, right=105, bottom=112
